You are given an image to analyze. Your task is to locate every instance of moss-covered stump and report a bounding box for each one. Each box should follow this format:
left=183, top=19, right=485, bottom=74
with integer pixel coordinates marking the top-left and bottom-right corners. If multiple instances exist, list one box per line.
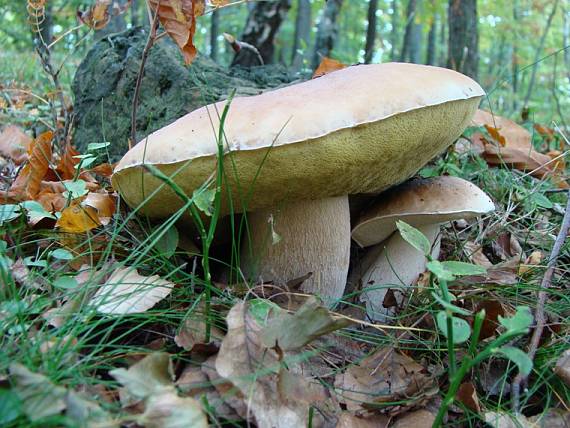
left=72, top=27, right=298, bottom=160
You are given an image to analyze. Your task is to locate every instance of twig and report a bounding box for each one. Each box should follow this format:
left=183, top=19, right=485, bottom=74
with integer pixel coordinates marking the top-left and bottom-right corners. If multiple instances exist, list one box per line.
left=511, top=189, right=570, bottom=412
left=130, top=3, right=161, bottom=148
left=223, top=32, right=264, bottom=66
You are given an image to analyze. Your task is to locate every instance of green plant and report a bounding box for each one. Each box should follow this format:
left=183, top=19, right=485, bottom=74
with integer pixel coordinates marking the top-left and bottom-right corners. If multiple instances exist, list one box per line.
left=395, top=221, right=534, bottom=427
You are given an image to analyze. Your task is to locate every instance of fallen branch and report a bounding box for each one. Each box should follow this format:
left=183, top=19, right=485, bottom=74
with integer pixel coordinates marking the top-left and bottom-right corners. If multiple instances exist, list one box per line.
left=223, top=32, right=264, bottom=66
left=511, top=188, right=570, bottom=411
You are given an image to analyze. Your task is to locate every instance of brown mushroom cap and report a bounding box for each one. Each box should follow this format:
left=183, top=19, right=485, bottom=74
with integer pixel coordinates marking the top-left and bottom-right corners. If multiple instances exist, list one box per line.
left=112, top=63, right=484, bottom=217
left=352, top=176, right=495, bottom=248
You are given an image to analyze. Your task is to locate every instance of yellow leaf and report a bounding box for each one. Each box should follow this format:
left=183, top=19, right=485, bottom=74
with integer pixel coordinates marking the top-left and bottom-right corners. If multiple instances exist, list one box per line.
left=56, top=202, right=101, bottom=233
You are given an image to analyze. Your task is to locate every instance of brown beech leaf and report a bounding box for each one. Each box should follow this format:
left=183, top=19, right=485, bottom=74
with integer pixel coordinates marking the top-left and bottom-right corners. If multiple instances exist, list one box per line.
left=83, top=192, right=117, bottom=224
left=336, top=412, right=390, bottom=428
left=209, top=0, right=229, bottom=7
left=391, top=410, right=436, bottom=428
left=0, top=125, right=31, bottom=164
left=334, top=347, right=438, bottom=414
left=177, top=363, right=241, bottom=420
left=56, top=201, right=101, bottom=233
left=148, top=0, right=205, bottom=65
left=261, top=296, right=352, bottom=351
left=554, top=349, right=570, bottom=387
left=456, top=381, right=481, bottom=413
left=472, top=110, right=531, bottom=151
left=215, top=301, right=331, bottom=427
left=90, top=267, right=174, bottom=314
left=10, top=131, right=53, bottom=199
left=78, top=0, right=112, bottom=30
left=313, top=57, right=347, bottom=78
left=56, top=141, right=81, bottom=180
left=90, top=162, right=115, bottom=178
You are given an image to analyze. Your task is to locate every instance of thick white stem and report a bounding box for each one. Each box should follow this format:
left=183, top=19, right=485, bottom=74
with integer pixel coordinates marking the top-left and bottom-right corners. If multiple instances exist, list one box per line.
left=358, top=224, right=441, bottom=322
left=242, top=196, right=350, bottom=305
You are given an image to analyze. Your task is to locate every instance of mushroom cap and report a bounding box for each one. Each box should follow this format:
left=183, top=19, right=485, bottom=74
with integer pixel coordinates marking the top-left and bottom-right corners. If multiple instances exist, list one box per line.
left=113, top=63, right=484, bottom=217
left=352, top=176, right=495, bottom=248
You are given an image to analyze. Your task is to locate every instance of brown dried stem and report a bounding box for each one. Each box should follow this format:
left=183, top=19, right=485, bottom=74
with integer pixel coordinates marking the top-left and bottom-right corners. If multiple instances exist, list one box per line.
left=511, top=189, right=570, bottom=412
left=130, top=2, right=161, bottom=148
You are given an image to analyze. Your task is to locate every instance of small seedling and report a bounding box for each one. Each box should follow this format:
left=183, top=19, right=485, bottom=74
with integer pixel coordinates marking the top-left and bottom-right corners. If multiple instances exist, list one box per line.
left=396, top=221, right=533, bottom=427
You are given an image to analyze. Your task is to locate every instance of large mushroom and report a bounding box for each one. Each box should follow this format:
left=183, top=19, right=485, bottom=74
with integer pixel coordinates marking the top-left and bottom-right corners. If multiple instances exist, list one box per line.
left=351, top=176, right=495, bottom=321
left=112, top=63, right=484, bottom=303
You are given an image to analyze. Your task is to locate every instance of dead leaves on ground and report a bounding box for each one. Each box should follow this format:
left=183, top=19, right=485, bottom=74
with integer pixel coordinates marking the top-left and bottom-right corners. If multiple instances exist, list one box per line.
left=467, top=110, right=568, bottom=188
left=0, top=126, right=117, bottom=234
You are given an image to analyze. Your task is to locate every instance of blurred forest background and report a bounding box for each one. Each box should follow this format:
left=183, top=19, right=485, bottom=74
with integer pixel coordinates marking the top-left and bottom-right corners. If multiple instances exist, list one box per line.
left=0, top=0, right=568, bottom=124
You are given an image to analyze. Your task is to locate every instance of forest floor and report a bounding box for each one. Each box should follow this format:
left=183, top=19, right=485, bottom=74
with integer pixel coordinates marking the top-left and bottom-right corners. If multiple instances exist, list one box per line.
left=1, top=45, right=570, bottom=428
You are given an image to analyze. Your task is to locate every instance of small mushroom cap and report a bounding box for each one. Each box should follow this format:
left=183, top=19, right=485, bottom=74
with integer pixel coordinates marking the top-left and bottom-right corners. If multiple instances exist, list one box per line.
left=113, top=63, right=484, bottom=217
left=352, top=176, right=495, bottom=248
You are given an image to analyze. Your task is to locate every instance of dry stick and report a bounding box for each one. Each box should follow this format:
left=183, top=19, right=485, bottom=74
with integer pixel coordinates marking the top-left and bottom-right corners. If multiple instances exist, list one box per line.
left=130, top=5, right=160, bottom=148
left=511, top=189, right=570, bottom=412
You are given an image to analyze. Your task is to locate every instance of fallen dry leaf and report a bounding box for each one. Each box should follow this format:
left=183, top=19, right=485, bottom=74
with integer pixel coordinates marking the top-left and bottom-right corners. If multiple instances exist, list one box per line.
left=261, top=296, right=352, bottom=351
left=475, top=299, right=506, bottom=340
left=201, top=355, right=248, bottom=419
left=56, top=201, right=101, bottom=233
left=148, top=0, right=205, bottom=65
left=313, top=57, right=347, bottom=78
left=215, top=301, right=331, bottom=427
left=472, top=110, right=531, bottom=151
left=391, top=409, right=436, bottom=428
left=334, top=347, right=438, bottom=413
left=90, top=267, right=174, bottom=314
left=518, top=250, right=543, bottom=276
left=0, top=125, right=31, bottom=164
left=174, top=305, right=224, bottom=352
left=10, top=131, right=53, bottom=199
left=456, top=381, right=481, bottom=413
left=177, top=363, right=241, bottom=420
left=83, top=192, right=116, bottom=224
left=554, top=349, right=570, bottom=387
left=335, top=412, right=390, bottom=428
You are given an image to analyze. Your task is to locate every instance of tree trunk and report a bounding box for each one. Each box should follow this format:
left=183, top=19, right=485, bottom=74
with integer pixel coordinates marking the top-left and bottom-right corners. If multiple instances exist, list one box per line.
left=312, top=0, right=344, bottom=69
left=563, top=5, right=570, bottom=84
left=523, top=0, right=559, bottom=108
left=291, top=0, right=312, bottom=69
left=364, top=0, right=379, bottom=64
left=438, top=4, right=447, bottom=66
left=447, top=0, right=478, bottom=80
left=232, top=0, right=292, bottom=67
left=426, top=14, right=437, bottom=65
left=512, top=0, right=520, bottom=111
left=210, top=9, right=220, bottom=62
left=400, top=0, right=422, bottom=63
left=390, top=0, right=399, bottom=61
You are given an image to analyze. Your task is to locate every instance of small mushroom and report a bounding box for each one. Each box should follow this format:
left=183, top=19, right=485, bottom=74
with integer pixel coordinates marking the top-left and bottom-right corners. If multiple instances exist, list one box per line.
left=113, top=64, right=484, bottom=303
left=351, top=176, right=495, bottom=322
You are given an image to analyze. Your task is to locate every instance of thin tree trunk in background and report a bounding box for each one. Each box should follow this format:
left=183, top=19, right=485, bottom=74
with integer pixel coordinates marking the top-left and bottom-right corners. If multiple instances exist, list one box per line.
left=523, top=0, right=559, bottom=108
left=364, top=0, right=379, bottom=64
left=400, top=0, right=422, bottom=63
left=291, top=0, right=311, bottom=69
left=232, top=0, right=292, bottom=67
left=448, top=0, right=479, bottom=80
left=512, top=0, right=520, bottom=111
left=210, top=9, right=220, bottom=61
left=390, top=0, right=399, bottom=61
left=438, top=4, right=447, bottom=66
left=426, top=14, right=437, bottom=65
left=130, top=0, right=139, bottom=27
left=312, top=0, right=344, bottom=69
left=562, top=5, right=570, bottom=84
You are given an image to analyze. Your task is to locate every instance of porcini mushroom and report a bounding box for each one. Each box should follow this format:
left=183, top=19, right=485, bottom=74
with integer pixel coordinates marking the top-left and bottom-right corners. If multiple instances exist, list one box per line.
left=112, top=63, right=484, bottom=303
left=351, top=176, right=495, bottom=321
